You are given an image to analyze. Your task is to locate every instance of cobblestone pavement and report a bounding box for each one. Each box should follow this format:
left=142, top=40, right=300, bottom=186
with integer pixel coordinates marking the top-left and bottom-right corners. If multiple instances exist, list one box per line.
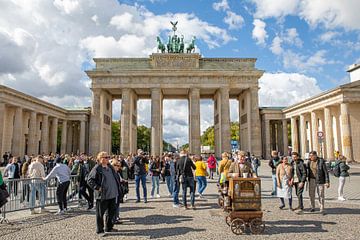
left=1, top=162, right=360, bottom=240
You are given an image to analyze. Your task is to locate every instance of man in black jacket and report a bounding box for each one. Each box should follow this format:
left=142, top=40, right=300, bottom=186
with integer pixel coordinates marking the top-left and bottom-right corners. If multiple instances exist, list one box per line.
left=268, top=151, right=280, bottom=195
left=176, top=150, right=196, bottom=209
left=306, top=151, right=330, bottom=214
left=87, top=152, right=121, bottom=234
left=291, top=152, right=306, bottom=211
left=132, top=149, right=149, bottom=203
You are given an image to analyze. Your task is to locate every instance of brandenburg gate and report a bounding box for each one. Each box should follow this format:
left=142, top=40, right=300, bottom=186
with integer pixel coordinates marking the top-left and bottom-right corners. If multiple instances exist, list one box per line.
left=86, top=53, right=264, bottom=157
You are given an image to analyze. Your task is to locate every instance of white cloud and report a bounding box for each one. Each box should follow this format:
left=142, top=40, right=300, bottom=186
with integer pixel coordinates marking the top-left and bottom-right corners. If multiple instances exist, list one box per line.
left=282, top=50, right=331, bottom=72
left=53, top=0, right=80, bottom=14
left=213, top=0, right=229, bottom=12
left=270, top=36, right=283, bottom=55
left=224, top=11, right=244, bottom=30
left=283, top=28, right=302, bottom=47
left=252, top=19, right=268, bottom=45
left=319, top=31, right=339, bottom=42
left=259, top=72, right=322, bottom=107
left=251, top=0, right=360, bottom=30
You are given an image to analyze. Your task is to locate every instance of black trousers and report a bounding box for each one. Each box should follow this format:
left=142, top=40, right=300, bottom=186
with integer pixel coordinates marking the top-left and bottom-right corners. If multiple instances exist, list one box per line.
left=56, top=181, right=70, bottom=210
left=96, top=198, right=116, bottom=233
left=294, top=182, right=304, bottom=209
left=79, top=183, right=94, bottom=205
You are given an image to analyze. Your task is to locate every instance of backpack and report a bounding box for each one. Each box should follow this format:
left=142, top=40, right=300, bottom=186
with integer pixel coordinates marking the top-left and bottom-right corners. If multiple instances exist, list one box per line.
left=333, top=162, right=340, bottom=177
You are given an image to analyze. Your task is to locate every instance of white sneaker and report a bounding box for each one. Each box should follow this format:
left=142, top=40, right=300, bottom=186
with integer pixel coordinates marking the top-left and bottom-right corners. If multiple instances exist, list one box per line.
left=55, top=210, right=64, bottom=215
left=151, top=195, right=154, bottom=199
left=30, top=209, right=36, bottom=215
left=173, top=204, right=180, bottom=208
left=40, top=208, right=49, bottom=214
left=338, top=197, right=346, bottom=201
left=156, top=194, right=161, bottom=198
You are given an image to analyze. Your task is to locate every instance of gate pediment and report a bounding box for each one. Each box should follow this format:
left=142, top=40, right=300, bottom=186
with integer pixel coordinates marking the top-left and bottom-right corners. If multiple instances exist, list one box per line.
left=150, top=53, right=200, bottom=69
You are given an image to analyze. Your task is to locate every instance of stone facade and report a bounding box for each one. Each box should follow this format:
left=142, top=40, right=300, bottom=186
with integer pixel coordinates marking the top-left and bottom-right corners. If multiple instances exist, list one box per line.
left=0, top=85, right=90, bottom=161
left=86, top=53, right=264, bottom=157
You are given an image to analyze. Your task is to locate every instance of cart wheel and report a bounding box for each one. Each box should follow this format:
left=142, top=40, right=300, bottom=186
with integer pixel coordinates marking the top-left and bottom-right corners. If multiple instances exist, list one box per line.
left=250, top=218, right=265, bottom=234
left=225, top=215, right=231, bottom=226
left=230, top=218, right=246, bottom=235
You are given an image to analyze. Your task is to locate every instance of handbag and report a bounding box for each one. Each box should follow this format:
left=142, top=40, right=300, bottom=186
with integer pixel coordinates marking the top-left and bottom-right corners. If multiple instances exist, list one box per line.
left=178, top=157, right=188, bottom=184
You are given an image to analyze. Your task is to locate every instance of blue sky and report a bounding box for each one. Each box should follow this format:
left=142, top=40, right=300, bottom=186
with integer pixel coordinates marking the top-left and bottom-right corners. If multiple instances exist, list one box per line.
left=0, top=0, right=359, bottom=146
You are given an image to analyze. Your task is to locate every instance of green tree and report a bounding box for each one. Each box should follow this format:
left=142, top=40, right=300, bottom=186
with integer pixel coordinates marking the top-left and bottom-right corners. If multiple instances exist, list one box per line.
left=112, top=121, right=120, bottom=154
left=200, top=122, right=240, bottom=150
left=137, top=125, right=151, bottom=152
left=231, top=121, right=239, bottom=141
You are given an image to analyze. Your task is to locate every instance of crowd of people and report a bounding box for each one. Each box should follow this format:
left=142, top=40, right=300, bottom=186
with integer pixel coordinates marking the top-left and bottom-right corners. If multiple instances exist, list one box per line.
left=0, top=147, right=352, bottom=234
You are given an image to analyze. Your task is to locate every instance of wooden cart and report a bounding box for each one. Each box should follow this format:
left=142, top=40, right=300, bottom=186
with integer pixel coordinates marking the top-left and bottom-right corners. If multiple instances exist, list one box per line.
left=223, top=177, right=265, bottom=235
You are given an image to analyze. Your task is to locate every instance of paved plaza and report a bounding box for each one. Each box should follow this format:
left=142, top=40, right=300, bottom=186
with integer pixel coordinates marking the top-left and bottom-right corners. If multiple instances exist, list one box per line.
left=1, top=162, right=360, bottom=240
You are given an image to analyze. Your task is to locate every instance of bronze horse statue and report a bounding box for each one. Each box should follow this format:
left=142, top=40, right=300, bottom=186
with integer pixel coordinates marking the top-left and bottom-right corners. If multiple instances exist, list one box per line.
left=186, top=36, right=196, bottom=53
left=157, top=36, right=166, bottom=53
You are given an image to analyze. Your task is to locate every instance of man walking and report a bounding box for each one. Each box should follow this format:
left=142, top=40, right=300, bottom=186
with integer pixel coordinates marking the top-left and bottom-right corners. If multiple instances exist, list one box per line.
left=176, top=150, right=196, bottom=209
left=28, top=156, right=47, bottom=214
left=77, top=154, right=95, bottom=210
left=132, top=149, right=148, bottom=203
left=44, top=157, right=71, bottom=215
left=87, top=152, right=120, bottom=234
left=268, top=151, right=280, bottom=195
left=291, top=152, right=307, bottom=212
left=306, top=151, right=330, bottom=214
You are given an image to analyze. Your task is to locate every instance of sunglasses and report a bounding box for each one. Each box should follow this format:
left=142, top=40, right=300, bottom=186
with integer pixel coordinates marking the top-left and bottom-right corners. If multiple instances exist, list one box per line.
left=103, top=156, right=111, bottom=159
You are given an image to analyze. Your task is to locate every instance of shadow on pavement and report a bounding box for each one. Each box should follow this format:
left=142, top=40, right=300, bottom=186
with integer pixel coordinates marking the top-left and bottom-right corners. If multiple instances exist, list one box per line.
left=103, top=226, right=206, bottom=239
left=121, top=206, right=155, bottom=212
left=123, top=214, right=193, bottom=225
left=323, top=207, right=360, bottom=215
left=264, top=219, right=336, bottom=235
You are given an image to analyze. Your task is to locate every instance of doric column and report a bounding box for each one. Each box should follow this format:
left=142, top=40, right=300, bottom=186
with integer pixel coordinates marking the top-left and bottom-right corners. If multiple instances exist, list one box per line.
left=282, top=119, right=289, bottom=156
left=291, top=117, right=299, bottom=153
left=89, top=89, right=101, bottom=155
left=249, top=86, right=262, bottom=156
left=310, top=111, right=319, bottom=153
left=12, top=107, right=23, bottom=156
left=40, top=114, right=49, bottom=155
left=79, top=120, right=86, bottom=154
left=28, top=111, right=37, bottom=156
left=188, top=88, right=201, bottom=155
left=67, top=121, right=73, bottom=153
left=220, top=87, right=231, bottom=153
left=50, top=117, right=58, bottom=154
left=299, top=114, right=307, bottom=158
left=0, top=103, right=5, bottom=157
left=264, top=119, right=271, bottom=159
left=151, top=88, right=163, bottom=156
left=340, top=103, right=353, bottom=161
left=324, top=107, right=334, bottom=160
left=61, top=120, right=67, bottom=154
left=121, top=89, right=131, bottom=155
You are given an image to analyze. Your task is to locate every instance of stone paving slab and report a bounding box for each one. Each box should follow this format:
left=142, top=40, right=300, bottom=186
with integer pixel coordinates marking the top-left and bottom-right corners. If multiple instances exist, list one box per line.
left=0, top=162, right=359, bottom=240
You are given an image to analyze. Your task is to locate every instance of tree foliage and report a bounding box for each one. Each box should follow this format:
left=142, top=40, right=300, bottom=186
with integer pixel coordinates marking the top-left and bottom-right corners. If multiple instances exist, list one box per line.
left=111, top=121, right=120, bottom=154
left=200, top=122, right=240, bottom=149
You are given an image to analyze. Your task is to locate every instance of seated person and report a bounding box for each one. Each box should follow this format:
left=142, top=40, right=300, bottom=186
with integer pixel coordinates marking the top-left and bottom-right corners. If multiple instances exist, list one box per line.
left=228, top=151, right=256, bottom=178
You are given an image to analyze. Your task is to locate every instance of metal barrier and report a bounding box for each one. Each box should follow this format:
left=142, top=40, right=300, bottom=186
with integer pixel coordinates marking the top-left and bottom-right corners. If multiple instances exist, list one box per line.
left=0, top=175, right=80, bottom=224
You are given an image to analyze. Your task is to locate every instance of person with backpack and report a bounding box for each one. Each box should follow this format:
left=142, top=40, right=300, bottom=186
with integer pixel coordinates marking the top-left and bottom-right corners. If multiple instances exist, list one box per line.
left=150, top=156, right=163, bottom=198
left=334, top=155, right=350, bottom=201
left=207, top=154, right=217, bottom=179
left=218, top=152, right=232, bottom=187
left=251, top=154, right=260, bottom=176
left=176, top=150, right=196, bottom=209
left=269, top=151, right=281, bottom=196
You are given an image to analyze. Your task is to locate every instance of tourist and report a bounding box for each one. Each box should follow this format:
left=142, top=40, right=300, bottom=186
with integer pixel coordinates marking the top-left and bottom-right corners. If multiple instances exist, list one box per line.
left=28, top=156, right=46, bottom=214
left=44, top=157, right=71, bottom=215
left=269, top=151, right=281, bottom=195
left=150, top=156, right=162, bottom=198
left=87, top=151, right=120, bottom=234
left=251, top=154, right=260, bottom=176
left=276, top=156, right=293, bottom=210
left=119, top=157, right=129, bottom=201
left=111, top=159, right=125, bottom=225
left=21, top=156, right=32, bottom=206
left=218, top=152, right=232, bottom=187
left=335, top=155, right=350, bottom=201
left=76, top=154, right=95, bottom=210
left=132, top=149, right=149, bottom=203
left=172, top=154, right=181, bottom=208
left=306, top=151, right=330, bottom=214
left=176, top=150, right=196, bottom=209
left=163, top=154, right=173, bottom=197
left=194, top=155, right=207, bottom=198
left=4, top=157, right=21, bottom=196
left=0, top=169, right=8, bottom=210
left=207, top=154, right=217, bottom=179
left=228, top=151, right=255, bottom=178
left=291, top=152, right=307, bottom=212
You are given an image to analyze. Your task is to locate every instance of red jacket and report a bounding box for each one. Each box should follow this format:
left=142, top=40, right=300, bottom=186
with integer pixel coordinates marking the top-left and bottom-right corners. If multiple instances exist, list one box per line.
left=207, top=156, right=217, bottom=169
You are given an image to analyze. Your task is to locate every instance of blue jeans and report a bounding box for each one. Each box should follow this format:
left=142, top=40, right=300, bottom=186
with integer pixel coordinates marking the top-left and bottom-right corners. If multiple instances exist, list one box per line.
left=135, top=174, right=147, bottom=201
left=165, top=175, right=173, bottom=195
left=182, top=177, right=195, bottom=207
left=151, top=175, right=160, bottom=196
left=30, top=181, right=46, bottom=209
left=196, top=176, right=207, bottom=194
left=173, top=176, right=180, bottom=205
left=272, top=174, right=277, bottom=194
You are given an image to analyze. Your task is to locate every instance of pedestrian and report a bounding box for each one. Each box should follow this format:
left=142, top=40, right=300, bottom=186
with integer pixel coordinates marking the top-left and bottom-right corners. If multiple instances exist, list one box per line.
left=119, top=158, right=129, bottom=201
left=334, top=155, right=350, bottom=201
left=218, top=152, right=232, bottom=187
left=306, top=151, right=330, bottom=214
left=228, top=151, right=255, bottom=178
left=0, top=169, right=9, bottom=210
left=132, top=149, right=149, bottom=203
left=150, top=156, right=162, bottom=198
left=76, top=154, right=95, bottom=210
left=87, top=151, right=120, bottom=234
left=111, top=159, right=126, bottom=225
left=194, top=155, right=207, bottom=198
left=172, top=154, right=180, bottom=208
left=207, top=154, right=217, bottom=179
left=28, top=156, right=47, bottom=214
left=251, top=154, right=260, bottom=176
left=4, top=157, right=21, bottom=196
left=276, top=156, right=293, bottom=210
left=291, top=152, right=306, bottom=212
left=176, top=150, right=196, bottom=210
left=269, top=151, right=280, bottom=195
left=44, top=157, right=71, bottom=215
left=163, top=154, right=173, bottom=197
